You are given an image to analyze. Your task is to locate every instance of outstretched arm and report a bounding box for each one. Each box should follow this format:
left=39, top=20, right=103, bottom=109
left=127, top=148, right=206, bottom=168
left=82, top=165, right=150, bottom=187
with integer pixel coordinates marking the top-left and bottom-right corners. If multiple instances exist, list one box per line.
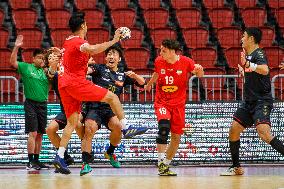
left=125, top=71, right=145, bottom=86
left=81, top=28, right=123, bottom=55
left=144, top=72, right=158, bottom=91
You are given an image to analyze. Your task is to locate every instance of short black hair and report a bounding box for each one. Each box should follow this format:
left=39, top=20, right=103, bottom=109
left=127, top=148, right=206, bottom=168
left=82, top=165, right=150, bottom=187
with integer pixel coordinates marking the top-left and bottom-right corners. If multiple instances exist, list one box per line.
left=105, top=45, right=124, bottom=58
left=161, top=39, right=180, bottom=51
left=33, top=48, right=45, bottom=57
left=244, top=27, right=262, bottom=44
left=69, top=11, right=85, bottom=33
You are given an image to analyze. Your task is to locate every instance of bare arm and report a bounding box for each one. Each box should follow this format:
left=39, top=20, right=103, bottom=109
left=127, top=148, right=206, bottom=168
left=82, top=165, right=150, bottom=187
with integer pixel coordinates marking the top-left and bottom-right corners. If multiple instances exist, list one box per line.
left=191, top=64, right=204, bottom=78
left=125, top=71, right=145, bottom=85
left=81, top=28, right=123, bottom=55
left=10, top=35, right=23, bottom=69
left=144, top=72, right=158, bottom=91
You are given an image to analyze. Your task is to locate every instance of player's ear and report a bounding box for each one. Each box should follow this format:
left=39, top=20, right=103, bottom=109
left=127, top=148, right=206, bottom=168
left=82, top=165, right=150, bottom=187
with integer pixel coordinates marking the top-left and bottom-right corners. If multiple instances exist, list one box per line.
left=119, top=57, right=121, bottom=62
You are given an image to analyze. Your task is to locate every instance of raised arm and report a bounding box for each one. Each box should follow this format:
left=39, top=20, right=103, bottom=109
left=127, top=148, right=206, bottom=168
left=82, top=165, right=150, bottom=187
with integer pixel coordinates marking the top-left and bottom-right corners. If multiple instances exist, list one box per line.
left=81, top=28, right=123, bottom=55
left=10, top=35, right=23, bottom=69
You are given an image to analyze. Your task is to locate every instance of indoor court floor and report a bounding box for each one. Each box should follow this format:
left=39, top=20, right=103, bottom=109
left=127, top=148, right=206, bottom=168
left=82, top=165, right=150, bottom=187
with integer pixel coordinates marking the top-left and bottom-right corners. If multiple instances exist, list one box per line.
left=0, top=165, right=284, bottom=189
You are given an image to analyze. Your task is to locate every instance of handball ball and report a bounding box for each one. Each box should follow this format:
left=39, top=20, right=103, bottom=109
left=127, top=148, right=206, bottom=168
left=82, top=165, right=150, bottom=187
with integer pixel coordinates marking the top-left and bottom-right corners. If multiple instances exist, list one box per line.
left=119, top=27, right=131, bottom=40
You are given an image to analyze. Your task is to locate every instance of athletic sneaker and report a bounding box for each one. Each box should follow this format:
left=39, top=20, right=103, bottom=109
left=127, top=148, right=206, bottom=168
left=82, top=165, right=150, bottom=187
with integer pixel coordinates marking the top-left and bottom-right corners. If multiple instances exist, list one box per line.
left=220, top=166, right=244, bottom=176
left=80, top=163, right=92, bottom=176
left=158, top=162, right=177, bottom=176
left=53, top=155, right=71, bottom=174
left=35, top=161, right=50, bottom=170
left=104, top=152, right=121, bottom=168
left=65, top=155, right=74, bottom=166
left=123, top=125, right=148, bottom=139
left=26, top=161, right=41, bottom=170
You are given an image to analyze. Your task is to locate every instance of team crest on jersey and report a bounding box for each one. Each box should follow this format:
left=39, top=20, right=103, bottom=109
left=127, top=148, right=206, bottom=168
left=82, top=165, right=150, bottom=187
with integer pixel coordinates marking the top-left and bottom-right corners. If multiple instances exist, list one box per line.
left=118, top=76, right=123, bottom=80
left=162, top=86, right=178, bottom=93
left=176, top=70, right=182, bottom=75
left=161, top=69, right=165, bottom=74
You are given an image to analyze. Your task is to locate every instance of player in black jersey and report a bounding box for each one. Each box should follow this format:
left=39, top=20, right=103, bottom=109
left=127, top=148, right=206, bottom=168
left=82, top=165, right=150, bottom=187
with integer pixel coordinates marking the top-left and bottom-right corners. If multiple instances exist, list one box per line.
left=221, top=27, right=284, bottom=176
left=45, top=49, right=86, bottom=170
left=79, top=45, right=147, bottom=176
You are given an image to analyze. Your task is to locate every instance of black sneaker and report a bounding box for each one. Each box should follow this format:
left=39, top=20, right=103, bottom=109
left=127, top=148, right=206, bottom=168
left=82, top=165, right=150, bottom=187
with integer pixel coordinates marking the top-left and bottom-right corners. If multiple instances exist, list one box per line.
left=35, top=161, right=50, bottom=170
left=26, top=161, right=41, bottom=170
left=65, top=155, right=74, bottom=166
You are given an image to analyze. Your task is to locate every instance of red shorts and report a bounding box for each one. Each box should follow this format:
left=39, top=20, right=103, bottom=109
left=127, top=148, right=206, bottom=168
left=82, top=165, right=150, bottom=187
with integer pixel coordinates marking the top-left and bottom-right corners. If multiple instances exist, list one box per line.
left=59, top=80, right=108, bottom=118
left=154, top=103, right=185, bottom=134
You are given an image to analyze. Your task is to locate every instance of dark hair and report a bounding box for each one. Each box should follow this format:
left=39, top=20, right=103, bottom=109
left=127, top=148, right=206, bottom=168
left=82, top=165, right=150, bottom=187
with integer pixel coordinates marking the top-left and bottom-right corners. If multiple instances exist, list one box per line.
left=33, top=48, right=45, bottom=57
left=105, top=45, right=124, bottom=58
left=161, top=39, right=180, bottom=51
left=244, top=27, right=262, bottom=44
left=69, top=11, right=85, bottom=33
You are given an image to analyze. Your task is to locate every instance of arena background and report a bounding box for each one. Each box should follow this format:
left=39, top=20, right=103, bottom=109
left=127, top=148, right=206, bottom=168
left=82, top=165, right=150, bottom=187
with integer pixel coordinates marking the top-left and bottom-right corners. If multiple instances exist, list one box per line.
left=0, top=0, right=284, bottom=166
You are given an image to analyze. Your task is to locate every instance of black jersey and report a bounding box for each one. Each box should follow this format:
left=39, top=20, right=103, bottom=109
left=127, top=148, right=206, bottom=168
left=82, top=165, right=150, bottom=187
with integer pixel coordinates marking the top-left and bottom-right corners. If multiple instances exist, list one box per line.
left=51, top=72, right=64, bottom=112
left=243, top=48, right=272, bottom=101
left=87, top=64, right=144, bottom=109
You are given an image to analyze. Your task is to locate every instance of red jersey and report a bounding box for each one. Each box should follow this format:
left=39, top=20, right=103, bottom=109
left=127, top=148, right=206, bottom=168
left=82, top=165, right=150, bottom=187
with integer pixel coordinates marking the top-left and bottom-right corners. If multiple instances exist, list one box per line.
left=58, top=36, right=89, bottom=88
left=154, top=55, right=195, bottom=106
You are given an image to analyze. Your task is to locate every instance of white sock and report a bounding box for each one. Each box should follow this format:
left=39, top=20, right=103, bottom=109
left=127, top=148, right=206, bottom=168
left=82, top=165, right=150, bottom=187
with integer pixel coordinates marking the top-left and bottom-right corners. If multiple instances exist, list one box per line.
left=120, top=118, right=129, bottom=130
left=57, top=147, right=66, bottom=158
left=163, top=158, right=172, bottom=165
left=158, top=153, right=165, bottom=163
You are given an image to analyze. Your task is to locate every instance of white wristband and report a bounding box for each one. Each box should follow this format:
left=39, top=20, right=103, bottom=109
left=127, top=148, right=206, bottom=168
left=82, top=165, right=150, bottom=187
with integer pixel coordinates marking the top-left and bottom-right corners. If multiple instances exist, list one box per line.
left=120, top=118, right=129, bottom=130
left=249, top=62, right=257, bottom=71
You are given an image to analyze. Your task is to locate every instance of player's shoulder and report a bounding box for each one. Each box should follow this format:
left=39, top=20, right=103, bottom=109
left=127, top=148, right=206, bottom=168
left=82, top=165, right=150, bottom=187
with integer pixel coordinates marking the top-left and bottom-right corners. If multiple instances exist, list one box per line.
left=179, top=55, right=194, bottom=63
left=155, top=56, right=165, bottom=63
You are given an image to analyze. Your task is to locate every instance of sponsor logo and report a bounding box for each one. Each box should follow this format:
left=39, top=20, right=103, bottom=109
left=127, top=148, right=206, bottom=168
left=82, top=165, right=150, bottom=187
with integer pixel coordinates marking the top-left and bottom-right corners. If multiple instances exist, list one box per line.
left=162, top=85, right=178, bottom=92
left=176, top=70, right=182, bottom=75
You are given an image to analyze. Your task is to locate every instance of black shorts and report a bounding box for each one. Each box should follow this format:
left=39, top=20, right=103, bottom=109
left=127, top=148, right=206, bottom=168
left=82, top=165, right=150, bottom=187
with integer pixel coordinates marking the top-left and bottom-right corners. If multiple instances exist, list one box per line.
left=24, top=99, right=47, bottom=134
left=233, top=100, right=273, bottom=128
left=83, top=106, right=115, bottom=130
left=54, top=112, right=67, bottom=130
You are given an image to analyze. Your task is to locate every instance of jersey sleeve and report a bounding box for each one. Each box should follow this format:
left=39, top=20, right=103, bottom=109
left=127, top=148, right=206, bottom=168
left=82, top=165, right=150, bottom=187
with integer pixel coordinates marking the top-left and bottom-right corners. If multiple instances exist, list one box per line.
left=75, top=38, right=89, bottom=52
left=186, top=57, right=196, bottom=73
left=123, top=75, right=135, bottom=86
left=17, top=61, right=29, bottom=75
left=255, top=50, right=268, bottom=65
left=89, top=64, right=100, bottom=76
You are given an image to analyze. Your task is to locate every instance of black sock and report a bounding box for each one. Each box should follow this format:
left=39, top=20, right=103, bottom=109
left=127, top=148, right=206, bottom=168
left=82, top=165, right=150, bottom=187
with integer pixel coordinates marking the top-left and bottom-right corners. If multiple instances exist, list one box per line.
left=270, top=137, right=284, bottom=155
left=229, top=140, right=240, bottom=167
left=64, top=150, right=69, bottom=160
left=82, top=152, right=89, bottom=163
left=28, top=154, right=34, bottom=162
left=107, top=143, right=117, bottom=155
left=34, top=154, right=39, bottom=161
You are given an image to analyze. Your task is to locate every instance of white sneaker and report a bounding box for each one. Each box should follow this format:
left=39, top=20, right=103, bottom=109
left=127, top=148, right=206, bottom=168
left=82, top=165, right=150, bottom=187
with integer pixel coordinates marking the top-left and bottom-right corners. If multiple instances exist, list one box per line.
left=220, top=166, right=244, bottom=176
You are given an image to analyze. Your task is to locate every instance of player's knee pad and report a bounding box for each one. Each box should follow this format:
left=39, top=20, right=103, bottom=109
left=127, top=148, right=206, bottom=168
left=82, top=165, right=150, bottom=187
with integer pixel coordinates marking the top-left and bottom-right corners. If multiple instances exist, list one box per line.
left=156, top=119, right=170, bottom=144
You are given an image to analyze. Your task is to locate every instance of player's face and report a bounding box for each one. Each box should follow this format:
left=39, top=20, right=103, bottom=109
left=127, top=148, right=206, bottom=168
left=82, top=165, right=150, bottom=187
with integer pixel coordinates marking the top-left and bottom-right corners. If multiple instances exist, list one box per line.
left=160, top=45, right=175, bottom=62
left=106, top=49, right=120, bottom=69
left=241, top=31, right=254, bottom=50
left=33, top=53, right=45, bottom=68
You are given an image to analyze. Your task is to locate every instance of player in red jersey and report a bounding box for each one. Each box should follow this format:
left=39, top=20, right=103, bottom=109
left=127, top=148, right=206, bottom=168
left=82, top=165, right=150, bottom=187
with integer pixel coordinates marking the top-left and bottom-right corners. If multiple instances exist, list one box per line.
left=53, top=12, right=128, bottom=174
left=145, top=39, right=204, bottom=176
